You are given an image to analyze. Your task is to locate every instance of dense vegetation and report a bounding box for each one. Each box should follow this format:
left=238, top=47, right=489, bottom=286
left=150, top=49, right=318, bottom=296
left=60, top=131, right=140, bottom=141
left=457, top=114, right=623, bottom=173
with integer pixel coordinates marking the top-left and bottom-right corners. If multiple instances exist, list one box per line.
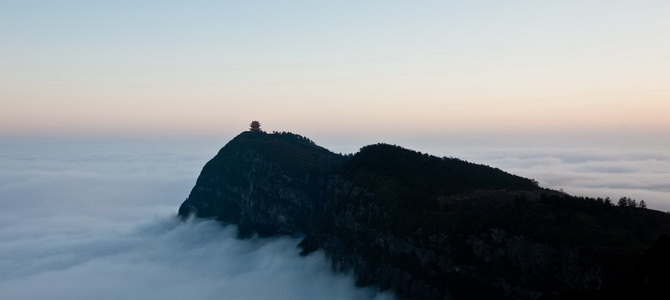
left=341, top=143, right=538, bottom=208
left=180, top=131, right=670, bottom=299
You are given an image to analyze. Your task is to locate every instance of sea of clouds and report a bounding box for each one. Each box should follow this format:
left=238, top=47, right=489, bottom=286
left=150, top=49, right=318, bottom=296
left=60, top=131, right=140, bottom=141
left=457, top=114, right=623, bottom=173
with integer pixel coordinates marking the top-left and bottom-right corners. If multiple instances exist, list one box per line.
left=1, top=135, right=668, bottom=299
left=0, top=136, right=394, bottom=300
left=452, top=146, right=670, bottom=212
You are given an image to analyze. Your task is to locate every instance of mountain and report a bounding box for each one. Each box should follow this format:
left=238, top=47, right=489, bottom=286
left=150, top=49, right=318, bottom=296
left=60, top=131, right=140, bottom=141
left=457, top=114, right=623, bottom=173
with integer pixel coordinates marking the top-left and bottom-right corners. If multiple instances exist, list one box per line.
left=179, top=131, right=670, bottom=299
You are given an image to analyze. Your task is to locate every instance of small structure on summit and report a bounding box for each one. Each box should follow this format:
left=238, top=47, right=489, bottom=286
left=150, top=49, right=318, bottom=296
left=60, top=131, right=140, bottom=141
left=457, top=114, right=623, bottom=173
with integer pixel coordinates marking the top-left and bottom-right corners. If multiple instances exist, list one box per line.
left=249, top=120, right=261, bottom=132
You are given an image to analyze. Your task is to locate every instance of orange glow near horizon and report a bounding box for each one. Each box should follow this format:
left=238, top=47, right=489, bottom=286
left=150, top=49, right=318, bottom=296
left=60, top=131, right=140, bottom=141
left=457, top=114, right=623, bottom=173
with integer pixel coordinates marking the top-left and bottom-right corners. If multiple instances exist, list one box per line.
left=1, top=1, right=668, bottom=142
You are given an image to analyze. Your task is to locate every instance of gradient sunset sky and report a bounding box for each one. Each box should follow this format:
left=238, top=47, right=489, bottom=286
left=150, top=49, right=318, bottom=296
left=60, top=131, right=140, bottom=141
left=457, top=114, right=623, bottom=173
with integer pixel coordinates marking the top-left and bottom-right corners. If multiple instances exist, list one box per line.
left=2, top=1, right=668, bottom=142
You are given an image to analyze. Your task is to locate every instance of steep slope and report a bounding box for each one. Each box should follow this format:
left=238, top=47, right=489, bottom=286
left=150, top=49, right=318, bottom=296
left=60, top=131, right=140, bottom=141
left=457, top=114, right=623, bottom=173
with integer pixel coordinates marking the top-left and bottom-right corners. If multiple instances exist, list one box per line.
left=179, top=131, right=670, bottom=299
left=179, top=131, right=344, bottom=236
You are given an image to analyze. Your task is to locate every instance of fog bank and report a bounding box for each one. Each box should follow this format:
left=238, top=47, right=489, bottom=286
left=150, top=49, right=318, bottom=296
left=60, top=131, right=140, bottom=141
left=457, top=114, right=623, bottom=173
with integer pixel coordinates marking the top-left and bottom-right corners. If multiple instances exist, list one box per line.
left=0, top=136, right=393, bottom=300
left=2, top=134, right=667, bottom=299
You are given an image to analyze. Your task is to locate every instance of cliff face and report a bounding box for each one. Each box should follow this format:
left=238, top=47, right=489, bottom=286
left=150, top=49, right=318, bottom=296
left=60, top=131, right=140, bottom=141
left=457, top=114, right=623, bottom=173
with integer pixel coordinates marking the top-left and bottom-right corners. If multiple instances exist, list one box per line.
left=179, top=131, right=342, bottom=236
left=179, top=131, right=670, bottom=299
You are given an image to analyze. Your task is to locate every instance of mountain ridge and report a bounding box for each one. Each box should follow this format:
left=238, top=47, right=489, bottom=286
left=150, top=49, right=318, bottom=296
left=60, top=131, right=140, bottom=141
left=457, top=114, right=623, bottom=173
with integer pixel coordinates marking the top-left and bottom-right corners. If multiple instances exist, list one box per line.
left=179, top=131, right=670, bottom=299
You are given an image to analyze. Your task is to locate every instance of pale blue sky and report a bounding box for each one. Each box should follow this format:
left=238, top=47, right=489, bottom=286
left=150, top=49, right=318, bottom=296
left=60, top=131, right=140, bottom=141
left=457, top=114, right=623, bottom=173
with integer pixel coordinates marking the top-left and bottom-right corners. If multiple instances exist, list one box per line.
left=1, top=3, right=670, bottom=295
left=1, top=1, right=668, bottom=141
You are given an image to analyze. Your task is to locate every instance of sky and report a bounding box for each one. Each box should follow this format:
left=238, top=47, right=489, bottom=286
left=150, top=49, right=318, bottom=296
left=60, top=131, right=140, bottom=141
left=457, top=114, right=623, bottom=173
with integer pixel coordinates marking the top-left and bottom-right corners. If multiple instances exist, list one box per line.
left=1, top=2, right=669, bottom=296
left=1, top=1, right=668, bottom=140
left=0, top=137, right=395, bottom=300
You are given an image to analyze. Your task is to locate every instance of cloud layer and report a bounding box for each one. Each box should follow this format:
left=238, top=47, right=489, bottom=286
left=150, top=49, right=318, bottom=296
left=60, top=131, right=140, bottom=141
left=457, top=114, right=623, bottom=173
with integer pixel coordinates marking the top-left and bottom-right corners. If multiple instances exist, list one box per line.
left=1, top=135, right=667, bottom=299
left=0, top=137, right=393, bottom=300
left=444, top=146, right=670, bottom=212
left=0, top=218, right=393, bottom=300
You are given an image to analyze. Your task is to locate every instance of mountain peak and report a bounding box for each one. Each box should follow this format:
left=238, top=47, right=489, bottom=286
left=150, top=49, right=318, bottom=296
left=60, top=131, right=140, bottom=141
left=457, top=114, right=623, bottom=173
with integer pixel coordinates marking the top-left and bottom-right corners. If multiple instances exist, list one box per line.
left=179, top=131, right=670, bottom=299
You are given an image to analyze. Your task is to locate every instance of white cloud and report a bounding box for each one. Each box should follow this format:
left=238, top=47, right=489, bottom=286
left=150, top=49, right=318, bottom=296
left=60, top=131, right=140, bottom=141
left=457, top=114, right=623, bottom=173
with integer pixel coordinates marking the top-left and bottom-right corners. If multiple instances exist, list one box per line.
left=2, top=134, right=668, bottom=300
left=0, top=218, right=392, bottom=300
left=0, top=137, right=394, bottom=300
left=445, top=146, right=670, bottom=211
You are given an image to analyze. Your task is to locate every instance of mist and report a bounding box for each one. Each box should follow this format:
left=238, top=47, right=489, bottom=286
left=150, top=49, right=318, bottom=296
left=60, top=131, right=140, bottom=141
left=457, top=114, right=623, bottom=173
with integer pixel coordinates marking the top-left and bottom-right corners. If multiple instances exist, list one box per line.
left=0, top=136, right=394, bottom=300
left=1, top=135, right=668, bottom=299
left=447, top=146, right=670, bottom=212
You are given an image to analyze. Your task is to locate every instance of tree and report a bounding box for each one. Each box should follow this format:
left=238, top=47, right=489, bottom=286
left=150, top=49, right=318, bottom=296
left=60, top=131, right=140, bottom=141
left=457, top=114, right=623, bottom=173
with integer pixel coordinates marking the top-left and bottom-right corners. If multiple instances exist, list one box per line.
left=618, top=197, right=645, bottom=208
left=250, top=120, right=261, bottom=132
left=604, top=197, right=612, bottom=206
left=618, top=197, right=628, bottom=207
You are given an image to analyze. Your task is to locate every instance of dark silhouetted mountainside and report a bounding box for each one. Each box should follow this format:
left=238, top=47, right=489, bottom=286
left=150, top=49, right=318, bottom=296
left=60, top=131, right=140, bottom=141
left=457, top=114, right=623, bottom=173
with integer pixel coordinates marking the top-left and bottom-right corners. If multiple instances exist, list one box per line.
left=179, top=131, right=670, bottom=299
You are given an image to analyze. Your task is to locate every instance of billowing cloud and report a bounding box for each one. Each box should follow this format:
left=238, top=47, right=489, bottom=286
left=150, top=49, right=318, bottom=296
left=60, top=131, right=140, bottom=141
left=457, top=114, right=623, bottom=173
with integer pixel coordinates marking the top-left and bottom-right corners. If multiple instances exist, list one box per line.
left=0, top=137, right=394, bottom=300
left=2, top=135, right=668, bottom=300
left=445, top=146, right=670, bottom=212
left=0, top=218, right=394, bottom=300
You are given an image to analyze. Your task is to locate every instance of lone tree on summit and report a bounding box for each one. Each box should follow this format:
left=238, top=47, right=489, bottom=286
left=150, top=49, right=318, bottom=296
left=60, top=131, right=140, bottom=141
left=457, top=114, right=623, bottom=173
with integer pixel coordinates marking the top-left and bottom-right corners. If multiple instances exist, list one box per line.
left=250, top=121, right=261, bottom=132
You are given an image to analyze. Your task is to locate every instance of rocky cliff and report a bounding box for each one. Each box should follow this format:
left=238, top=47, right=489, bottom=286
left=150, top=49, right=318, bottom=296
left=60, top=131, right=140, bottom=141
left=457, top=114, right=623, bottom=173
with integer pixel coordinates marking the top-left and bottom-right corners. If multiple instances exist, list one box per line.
left=179, top=131, right=670, bottom=299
